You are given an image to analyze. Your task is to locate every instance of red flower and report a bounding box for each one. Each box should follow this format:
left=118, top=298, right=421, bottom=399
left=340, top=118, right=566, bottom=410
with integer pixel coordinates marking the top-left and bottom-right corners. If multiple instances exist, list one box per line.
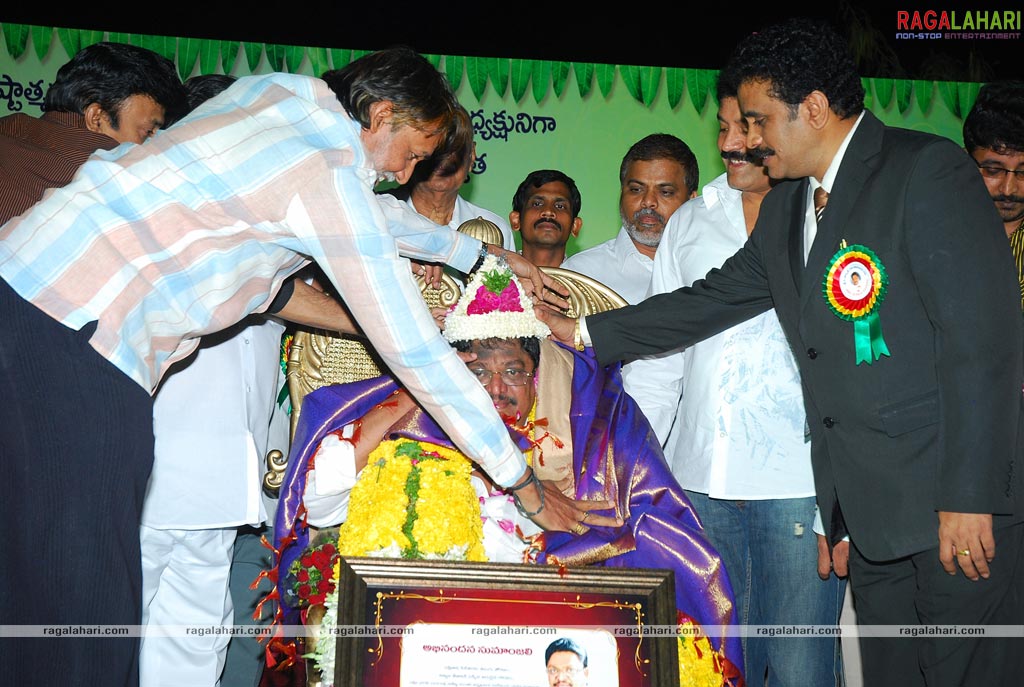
left=298, top=584, right=312, bottom=599
left=317, top=579, right=333, bottom=594
left=297, top=569, right=310, bottom=583
left=311, top=549, right=332, bottom=570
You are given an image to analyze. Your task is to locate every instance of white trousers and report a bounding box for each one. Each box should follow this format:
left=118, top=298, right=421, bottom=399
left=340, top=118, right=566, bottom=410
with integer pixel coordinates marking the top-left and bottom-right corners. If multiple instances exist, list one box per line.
left=140, top=526, right=237, bottom=687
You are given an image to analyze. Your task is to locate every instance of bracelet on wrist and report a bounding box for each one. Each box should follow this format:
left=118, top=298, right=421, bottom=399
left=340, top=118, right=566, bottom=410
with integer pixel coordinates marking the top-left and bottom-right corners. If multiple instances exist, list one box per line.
left=508, top=468, right=545, bottom=518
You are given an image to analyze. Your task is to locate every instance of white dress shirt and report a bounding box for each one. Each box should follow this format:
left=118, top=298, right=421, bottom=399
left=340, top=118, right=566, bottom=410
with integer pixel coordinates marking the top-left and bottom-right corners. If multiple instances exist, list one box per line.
left=142, top=317, right=289, bottom=528
left=560, top=227, right=653, bottom=304
left=621, top=173, right=815, bottom=499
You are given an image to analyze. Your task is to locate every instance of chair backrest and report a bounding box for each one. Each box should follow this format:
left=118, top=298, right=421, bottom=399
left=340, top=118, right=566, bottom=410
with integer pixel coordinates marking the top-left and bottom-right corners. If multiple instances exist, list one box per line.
left=538, top=266, right=629, bottom=317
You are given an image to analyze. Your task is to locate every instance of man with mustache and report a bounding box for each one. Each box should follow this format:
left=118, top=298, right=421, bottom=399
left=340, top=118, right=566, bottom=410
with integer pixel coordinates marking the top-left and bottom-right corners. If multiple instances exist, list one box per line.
left=561, top=134, right=698, bottom=304
left=622, top=69, right=847, bottom=686
left=510, top=169, right=583, bottom=267
left=962, top=80, right=1024, bottom=309
left=539, top=18, right=1023, bottom=686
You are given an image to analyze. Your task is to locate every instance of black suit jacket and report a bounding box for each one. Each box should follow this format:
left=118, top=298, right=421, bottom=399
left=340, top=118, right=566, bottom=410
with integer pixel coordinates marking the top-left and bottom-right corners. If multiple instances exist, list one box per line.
left=589, top=111, right=1024, bottom=561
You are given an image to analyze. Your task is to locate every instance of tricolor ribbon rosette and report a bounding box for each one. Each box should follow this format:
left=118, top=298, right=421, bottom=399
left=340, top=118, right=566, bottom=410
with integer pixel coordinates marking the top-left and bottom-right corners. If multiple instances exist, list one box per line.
left=822, top=243, right=891, bottom=365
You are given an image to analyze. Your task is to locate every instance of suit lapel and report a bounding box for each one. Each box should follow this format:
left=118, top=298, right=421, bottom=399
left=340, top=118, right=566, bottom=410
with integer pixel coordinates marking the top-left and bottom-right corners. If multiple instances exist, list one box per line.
left=801, top=112, right=886, bottom=309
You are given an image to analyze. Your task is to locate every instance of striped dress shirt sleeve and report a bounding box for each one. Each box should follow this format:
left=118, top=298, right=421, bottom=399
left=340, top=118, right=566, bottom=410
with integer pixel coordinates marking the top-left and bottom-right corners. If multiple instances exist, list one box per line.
left=0, top=72, right=526, bottom=487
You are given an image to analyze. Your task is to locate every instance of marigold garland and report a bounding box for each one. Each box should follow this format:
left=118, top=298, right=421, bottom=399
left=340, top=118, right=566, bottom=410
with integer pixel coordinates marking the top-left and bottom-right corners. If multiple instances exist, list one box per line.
left=335, top=438, right=486, bottom=561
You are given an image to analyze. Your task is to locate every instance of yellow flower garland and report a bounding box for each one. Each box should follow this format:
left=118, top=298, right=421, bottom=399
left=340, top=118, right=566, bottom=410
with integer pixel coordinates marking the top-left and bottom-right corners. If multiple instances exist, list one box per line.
left=336, top=438, right=486, bottom=561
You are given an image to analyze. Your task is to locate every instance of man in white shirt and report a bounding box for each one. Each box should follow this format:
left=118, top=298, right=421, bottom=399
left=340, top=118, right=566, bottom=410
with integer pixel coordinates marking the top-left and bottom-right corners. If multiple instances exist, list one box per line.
left=560, top=134, right=697, bottom=304
left=622, top=76, right=846, bottom=686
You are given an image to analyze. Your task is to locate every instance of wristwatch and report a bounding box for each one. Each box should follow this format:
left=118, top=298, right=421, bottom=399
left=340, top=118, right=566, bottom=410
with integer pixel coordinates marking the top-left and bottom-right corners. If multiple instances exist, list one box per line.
left=470, top=242, right=489, bottom=274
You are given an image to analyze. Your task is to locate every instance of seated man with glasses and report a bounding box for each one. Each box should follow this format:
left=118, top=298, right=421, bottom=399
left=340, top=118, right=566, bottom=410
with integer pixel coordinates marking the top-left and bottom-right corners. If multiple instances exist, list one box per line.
left=273, top=254, right=744, bottom=684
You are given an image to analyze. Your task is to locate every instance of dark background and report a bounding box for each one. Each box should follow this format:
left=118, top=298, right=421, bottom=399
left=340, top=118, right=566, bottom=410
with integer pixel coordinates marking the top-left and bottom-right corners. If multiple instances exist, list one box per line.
left=2, top=2, right=1020, bottom=81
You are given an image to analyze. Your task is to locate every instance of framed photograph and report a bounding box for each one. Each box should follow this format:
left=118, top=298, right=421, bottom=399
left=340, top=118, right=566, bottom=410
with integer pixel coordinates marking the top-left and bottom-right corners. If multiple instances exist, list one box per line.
left=332, top=557, right=680, bottom=687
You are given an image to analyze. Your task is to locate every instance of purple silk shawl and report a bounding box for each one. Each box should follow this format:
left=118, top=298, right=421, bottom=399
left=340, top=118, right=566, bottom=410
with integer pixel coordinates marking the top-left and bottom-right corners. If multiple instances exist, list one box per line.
left=273, top=343, right=743, bottom=676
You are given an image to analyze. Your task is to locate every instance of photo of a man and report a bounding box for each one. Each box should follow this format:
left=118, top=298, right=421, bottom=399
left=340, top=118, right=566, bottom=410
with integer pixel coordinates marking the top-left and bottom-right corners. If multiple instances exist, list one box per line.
left=544, top=637, right=589, bottom=687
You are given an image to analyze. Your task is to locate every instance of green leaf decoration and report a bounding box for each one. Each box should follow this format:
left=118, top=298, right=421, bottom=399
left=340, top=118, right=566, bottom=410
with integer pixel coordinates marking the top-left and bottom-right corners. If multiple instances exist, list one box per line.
left=198, top=40, right=219, bottom=75
left=138, top=34, right=176, bottom=62
left=308, top=47, right=330, bottom=78
left=872, top=78, right=894, bottom=109
left=665, top=67, right=685, bottom=109
left=351, top=49, right=370, bottom=62
left=531, top=60, right=551, bottom=104
left=860, top=77, right=873, bottom=111
left=177, top=37, right=201, bottom=80
left=510, top=58, right=531, bottom=103
left=265, top=44, right=286, bottom=72
left=573, top=62, right=594, bottom=98
left=284, top=45, right=305, bottom=73
left=551, top=60, right=569, bottom=98
left=466, top=56, right=488, bottom=101
left=937, top=80, right=960, bottom=117
left=57, top=28, right=82, bottom=59
left=328, top=48, right=350, bottom=70
left=481, top=267, right=512, bottom=293
left=620, top=64, right=642, bottom=102
left=444, top=55, right=464, bottom=91
left=638, top=66, right=660, bottom=107
left=895, top=79, right=913, bottom=113
left=107, top=31, right=130, bottom=46
left=914, top=80, right=934, bottom=113
left=684, top=68, right=712, bottom=113
left=596, top=63, right=616, bottom=98
left=129, top=34, right=145, bottom=48
left=958, top=81, right=981, bottom=121
left=423, top=53, right=441, bottom=69
left=3, top=23, right=28, bottom=59
left=221, top=40, right=240, bottom=74
left=490, top=57, right=510, bottom=98
left=31, top=25, right=52, bottom=61
left=79, top=29, right=106, bottom=50
left=244, top=42, right=264, bottom=72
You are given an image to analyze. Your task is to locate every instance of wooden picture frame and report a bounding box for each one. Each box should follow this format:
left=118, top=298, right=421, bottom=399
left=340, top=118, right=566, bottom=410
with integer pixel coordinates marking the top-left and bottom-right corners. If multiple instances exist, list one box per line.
left=331, top=557, right=680, bottom=687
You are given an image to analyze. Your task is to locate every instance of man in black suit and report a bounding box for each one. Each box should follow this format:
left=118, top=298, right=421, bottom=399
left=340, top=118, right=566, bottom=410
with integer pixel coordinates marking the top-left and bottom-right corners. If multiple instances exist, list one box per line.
left=537, top=17, right=1023, bottom=687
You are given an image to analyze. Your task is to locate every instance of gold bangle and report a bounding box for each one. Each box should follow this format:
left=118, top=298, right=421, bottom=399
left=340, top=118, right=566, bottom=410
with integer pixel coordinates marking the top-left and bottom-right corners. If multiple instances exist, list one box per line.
left=573, top=318, right=585, bottom=352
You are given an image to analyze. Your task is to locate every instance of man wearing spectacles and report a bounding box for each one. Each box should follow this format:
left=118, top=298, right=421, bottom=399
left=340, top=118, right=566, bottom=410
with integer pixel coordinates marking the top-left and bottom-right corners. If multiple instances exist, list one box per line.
left=963, top=80, right=1024, bottom=307
left=544, top=637, right=588, bottom=686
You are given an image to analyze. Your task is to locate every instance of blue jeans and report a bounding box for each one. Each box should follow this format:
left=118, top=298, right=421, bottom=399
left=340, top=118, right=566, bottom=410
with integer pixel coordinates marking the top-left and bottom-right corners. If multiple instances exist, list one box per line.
left=685, top=492, right=846, bottom=687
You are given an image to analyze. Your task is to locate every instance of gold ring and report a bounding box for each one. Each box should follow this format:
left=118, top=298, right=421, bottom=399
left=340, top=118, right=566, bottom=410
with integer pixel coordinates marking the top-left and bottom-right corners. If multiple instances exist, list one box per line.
left=957, top=548, right=971, bottom=556
left=572, top=523, right=587, bottom=535
left=581, top=511, right=589, bottom=522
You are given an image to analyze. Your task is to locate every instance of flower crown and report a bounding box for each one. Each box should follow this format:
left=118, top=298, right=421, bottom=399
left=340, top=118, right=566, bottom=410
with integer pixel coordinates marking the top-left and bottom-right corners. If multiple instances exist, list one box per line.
left=443, top=254, right=552, bottom=343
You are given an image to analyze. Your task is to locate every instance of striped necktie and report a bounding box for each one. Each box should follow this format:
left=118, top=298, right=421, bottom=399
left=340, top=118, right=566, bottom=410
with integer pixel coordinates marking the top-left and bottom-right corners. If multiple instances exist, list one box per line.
left=814, top=186, right=829, bottom=223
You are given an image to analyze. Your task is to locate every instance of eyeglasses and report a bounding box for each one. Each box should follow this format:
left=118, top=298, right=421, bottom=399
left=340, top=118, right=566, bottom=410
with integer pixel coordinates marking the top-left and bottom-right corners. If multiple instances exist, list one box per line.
left=546, top=666, right=584, bottom=678
left=975, top=163, right=1024, bottom=181
left=468, top=368, right=534, bottom=386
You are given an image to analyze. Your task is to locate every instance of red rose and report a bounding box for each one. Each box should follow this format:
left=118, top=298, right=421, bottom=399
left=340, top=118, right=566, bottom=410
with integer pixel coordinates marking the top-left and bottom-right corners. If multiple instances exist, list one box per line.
left=311, top=549, right=331, bottom=570
left=298, top=584, right=312, bottom=599
left=297, top=569, right=309, bottom=583
left=317, top=579, right=333, bottom=594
